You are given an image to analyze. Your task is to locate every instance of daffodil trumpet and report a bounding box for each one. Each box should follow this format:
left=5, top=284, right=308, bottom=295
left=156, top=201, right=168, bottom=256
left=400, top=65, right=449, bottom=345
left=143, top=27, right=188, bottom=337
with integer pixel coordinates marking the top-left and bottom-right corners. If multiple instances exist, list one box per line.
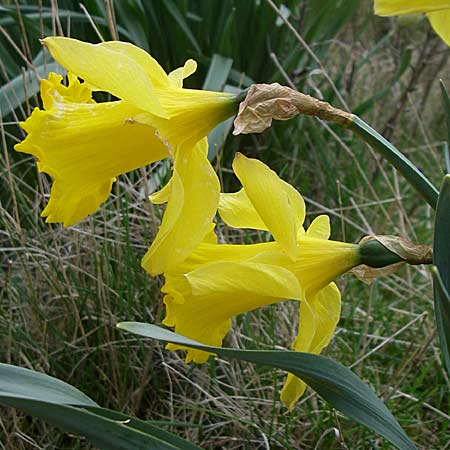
left=15, top=37, right=238, bottom=274
left=374, top=1, right=450, bottom=47
left=141, top=154, right=357, bottom=407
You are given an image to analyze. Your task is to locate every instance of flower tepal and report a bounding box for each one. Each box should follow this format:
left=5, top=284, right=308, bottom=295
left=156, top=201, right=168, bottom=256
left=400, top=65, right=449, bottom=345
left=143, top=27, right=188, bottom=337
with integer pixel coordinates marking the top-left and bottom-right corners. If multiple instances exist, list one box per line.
left=144, top=153, right=362, bottom=408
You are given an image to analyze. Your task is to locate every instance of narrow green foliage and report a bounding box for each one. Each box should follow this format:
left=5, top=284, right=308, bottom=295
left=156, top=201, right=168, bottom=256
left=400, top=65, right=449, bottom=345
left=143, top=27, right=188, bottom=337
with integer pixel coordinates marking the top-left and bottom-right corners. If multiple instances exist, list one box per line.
left=117, top=323, right=418, bottom=450
left=440, top=80, right=450, bottom=148
left=0, top=62, right=64, bottom=118
left=432, top=174, right=450, bottom=375
left=0, top=364, right=203, bottom=450
left=431, top=268, right=450, bottom=376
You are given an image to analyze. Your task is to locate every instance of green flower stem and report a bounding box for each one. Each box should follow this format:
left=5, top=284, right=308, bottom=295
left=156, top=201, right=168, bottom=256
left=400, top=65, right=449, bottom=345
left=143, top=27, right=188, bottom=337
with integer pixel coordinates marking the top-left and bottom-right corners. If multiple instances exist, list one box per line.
left=348, top=115, right=439, bottom=209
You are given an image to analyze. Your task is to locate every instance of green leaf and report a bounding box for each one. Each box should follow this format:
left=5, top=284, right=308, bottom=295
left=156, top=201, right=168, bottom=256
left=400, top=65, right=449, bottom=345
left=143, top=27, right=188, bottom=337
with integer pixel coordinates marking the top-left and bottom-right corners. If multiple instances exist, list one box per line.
left=88, top=407, right=203, bottom=450
left=440, top=80, right=450, bottom=147
left=160, top=1, right=201, bottom=54
left=202, top=54, right=233, bottom=92
left=349, top=116, right=439, bottom=209
left=434, top=175, right=450, bottom=286
left=117, top=323, right=418, bottom=450
left=202, top=54, right=235, bottom=161
left=0, top=363, right=203, bottom=450
left=432, top=174, right=450, bottom=375
left=431, top=267, right=450, bottom=376
left=0, top=62, right=64, bottom=118
left=0, top=363, right=97, bottom=406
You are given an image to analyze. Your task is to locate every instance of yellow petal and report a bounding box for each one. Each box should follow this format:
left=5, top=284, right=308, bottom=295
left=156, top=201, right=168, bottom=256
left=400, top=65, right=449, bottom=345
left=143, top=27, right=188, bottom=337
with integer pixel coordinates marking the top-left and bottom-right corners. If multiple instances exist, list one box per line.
left=149, top=179, right=172, bottom=205
left=280, top=299, right=314, bottom=408
left=280, top=282, right=341, bottom=408
left=308, top=282, right=341, bottom=354
left=427, top=10, right=450, bottom=46
left=250, top=237, right=359, bottom=297
left=99, top=41, right=170, bottom=88
left=15, top=75, right=169, bottom=227
left=43, top=38, right=237, bottom=149
left=141, top=138, right=220, bottom=275
left=232, top=153, right=305, bottom=259
left=162, top=261, right=303, bottom=363
left=43, top=37, right=168, bottom=117
left=375, top=0, right=450, bottom=15
left=182, top=241, right=279, bottom=272
left=306, top=215, right=330, bottom=240
left=187, top=261, right=303, bottom=299
left=218, top=189, right=268, bottom=230
left=168, top=59, right=197, bottom=88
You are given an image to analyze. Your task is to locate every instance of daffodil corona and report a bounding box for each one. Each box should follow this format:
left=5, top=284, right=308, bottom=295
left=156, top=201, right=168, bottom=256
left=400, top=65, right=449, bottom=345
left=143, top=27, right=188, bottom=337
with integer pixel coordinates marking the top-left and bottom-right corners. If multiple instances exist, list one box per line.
left=15, top=37, right=237, bottom=274
left=143, top=153, right=362, bottom=408
left=374, top=1, right=450, bottom=46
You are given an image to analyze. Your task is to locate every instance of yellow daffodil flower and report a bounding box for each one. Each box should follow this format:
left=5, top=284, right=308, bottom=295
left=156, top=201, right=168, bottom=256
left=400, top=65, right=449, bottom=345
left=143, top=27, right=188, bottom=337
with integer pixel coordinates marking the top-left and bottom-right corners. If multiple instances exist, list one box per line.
left=15, top=37, right=236, bottom=274
left=143, top=153, right=362, bottom=408
left=374, top=1, right=450, bottom=46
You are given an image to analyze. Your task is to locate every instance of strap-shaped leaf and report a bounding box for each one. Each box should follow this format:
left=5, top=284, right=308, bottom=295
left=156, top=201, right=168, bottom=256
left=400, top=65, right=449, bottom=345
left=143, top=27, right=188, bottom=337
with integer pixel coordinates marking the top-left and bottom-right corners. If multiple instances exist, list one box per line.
left=0, top=62, right=64, bottom=118
left=440, top=81, right=450, bottom=147
left=432, top=174, right=450, bottom=375
left=0, top=363, right=97, bottom=407
left=0, top=363, right=203, bottom=450
left=117, top=322, right=417, bottom=450
left=431, top=267, right=450, bottom=376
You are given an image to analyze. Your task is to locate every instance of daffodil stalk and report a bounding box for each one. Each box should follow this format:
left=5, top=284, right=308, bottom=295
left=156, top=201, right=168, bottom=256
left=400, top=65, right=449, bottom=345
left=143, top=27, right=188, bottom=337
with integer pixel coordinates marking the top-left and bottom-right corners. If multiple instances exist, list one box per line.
left=233, top=83, right=439, bottom=208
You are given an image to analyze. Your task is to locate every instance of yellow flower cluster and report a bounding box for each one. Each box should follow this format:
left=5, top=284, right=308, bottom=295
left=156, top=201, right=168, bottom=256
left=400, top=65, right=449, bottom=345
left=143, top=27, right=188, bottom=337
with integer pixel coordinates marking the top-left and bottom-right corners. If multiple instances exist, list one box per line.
left=15, top=38, right=361, bottom=408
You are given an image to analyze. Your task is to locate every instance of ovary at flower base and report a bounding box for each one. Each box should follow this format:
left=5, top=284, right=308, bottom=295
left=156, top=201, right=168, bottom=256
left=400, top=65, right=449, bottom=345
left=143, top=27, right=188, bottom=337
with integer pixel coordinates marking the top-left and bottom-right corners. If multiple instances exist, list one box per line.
left=15, top=37, right=236, bottom=274
left=374, top=1, right=450, bottom=46
left=142, top=153, right=362, bottom=408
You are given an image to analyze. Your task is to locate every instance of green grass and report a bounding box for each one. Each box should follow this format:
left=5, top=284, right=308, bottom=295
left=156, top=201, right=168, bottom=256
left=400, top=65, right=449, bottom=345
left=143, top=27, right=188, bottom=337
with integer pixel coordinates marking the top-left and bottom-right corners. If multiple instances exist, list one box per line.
left=1, top=1, right=449, bottom=449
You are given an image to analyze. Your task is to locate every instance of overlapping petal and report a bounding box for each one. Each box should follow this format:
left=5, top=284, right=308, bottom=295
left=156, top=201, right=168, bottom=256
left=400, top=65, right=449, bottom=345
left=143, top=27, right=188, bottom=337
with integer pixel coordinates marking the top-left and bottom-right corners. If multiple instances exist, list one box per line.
left=162, top=261, right=303, bottom=363
left=43, top=37, right=168, bottom=116
left=280, top=282, right=341, bottom=408
left=231, top=153, right=305, bottom=258
left=142, top=138, right=220, bottom=275
left=43, top=37, right=236, bottom=149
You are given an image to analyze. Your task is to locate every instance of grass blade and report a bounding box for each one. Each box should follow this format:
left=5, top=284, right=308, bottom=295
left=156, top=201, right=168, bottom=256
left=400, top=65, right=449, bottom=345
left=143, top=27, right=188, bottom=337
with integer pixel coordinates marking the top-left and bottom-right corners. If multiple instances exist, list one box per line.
left=117, top=323, right=418, bottom=450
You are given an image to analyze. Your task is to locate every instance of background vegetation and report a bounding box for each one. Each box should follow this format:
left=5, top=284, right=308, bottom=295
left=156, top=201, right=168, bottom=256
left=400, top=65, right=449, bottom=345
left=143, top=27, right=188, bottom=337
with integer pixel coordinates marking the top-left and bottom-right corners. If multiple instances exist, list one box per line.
left=0, top=0, right=449, bottom=448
